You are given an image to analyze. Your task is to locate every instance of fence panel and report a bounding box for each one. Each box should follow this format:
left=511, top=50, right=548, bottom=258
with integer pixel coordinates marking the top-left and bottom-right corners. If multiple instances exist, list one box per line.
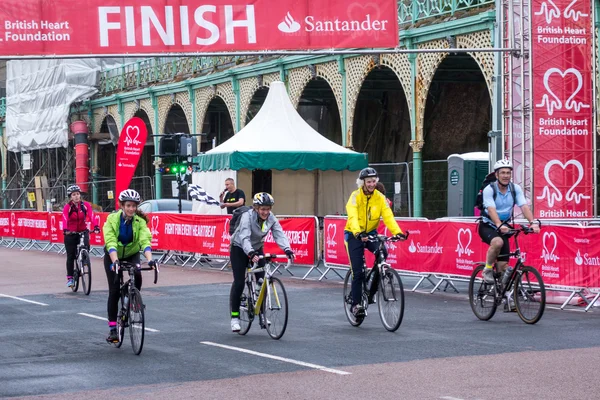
left=369, top=162, right=411, bottom=217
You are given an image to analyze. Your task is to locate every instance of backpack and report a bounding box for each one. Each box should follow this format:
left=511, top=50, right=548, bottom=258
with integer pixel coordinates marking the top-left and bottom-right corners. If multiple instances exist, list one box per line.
left=475, top=172, right=516, bottom=217
left=229, top=206, right=252, bottom=235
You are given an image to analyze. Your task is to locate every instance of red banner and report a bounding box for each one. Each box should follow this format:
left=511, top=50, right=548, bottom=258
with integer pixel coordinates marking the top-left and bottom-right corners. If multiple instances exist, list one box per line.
left=264, top=217, right=316, bottom=265
left=10, top=211, right=50, bottom=241
left=0, top=211, right=15, bottom=237
left=49, top=211, right=108, bottom=245
left=115, top=117, right=148, bottom=208
left=0, top=0, right=398, bottom=57
left=531, top=0, right=594, bottom=218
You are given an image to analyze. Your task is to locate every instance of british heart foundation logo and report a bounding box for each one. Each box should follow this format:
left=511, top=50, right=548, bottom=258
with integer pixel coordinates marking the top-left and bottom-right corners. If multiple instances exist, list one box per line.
left=326, top=223, right=337, bottom=247
left=455, top=228, right=474, bottom=257
left=150, top=215, right=160, bottom=236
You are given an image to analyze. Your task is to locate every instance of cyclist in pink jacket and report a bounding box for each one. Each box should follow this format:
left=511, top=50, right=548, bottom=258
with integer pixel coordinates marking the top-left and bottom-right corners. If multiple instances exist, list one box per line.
left=62, top=185, right=99, bottom=288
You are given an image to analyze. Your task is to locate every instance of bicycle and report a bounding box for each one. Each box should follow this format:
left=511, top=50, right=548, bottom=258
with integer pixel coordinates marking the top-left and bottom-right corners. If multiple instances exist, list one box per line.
left=469, top=221, right=545, bottom=324
left=343, top=233, right=408, bottom=332
left=231, top=254, right=291, bottom=340
left=111, top=260, right=159, bottom=355
left=67, top=230, right=96, bottom=296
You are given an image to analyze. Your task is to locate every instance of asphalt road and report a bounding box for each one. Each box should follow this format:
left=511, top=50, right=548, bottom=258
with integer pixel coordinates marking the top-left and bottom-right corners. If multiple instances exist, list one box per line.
left=2, top=248, right=600, bottom=399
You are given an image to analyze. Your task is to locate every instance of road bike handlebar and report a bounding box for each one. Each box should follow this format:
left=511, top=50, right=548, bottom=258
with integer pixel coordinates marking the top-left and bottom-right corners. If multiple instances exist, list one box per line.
left=114, top=260, right=160, bottom=285
left=497, top=220, right=542, bottom=236
left=250, top=254, right=292, bottom=271
left=366, top=232, right=410, bottom=242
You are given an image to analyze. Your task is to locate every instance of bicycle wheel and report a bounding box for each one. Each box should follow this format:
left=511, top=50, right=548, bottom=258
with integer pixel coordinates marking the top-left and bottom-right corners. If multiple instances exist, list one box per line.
left=264, top=276, right=288, bottom=340
left=71, top=260, right=80, bottom=293
left=469, top=264, right=498, bottom=321
left=377, top=267, right=404, bottom=332
left=80, top=249, right=92, bottom=296
left=343, top=270, right=364, bottom=327
left=514, top=266, right=545, bottom=324
left=115, top=297, right=126, bottom=349
left=232, top=282, right=253, bottom=335
left=128, top=288, right=145, bottom=355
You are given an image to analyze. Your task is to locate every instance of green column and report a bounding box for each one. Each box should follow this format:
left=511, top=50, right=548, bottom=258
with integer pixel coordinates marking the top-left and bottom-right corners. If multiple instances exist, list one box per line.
left=188, top=85, right=196, bottom=134
left=233, top=78, right=241, bottom=132
left=408, top=51, right=422, bottom=217
left=151, top=93, right=162, bottom=199
left=0, top=123, right=6, bottom=209
left=338, top=56, right=348, bottom=147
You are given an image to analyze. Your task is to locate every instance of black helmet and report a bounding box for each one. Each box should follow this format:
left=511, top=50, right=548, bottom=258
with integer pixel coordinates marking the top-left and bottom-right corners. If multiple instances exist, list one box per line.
left=358, top=167, right=378, bottom=180
left=253, top=192, right=274, bottom=206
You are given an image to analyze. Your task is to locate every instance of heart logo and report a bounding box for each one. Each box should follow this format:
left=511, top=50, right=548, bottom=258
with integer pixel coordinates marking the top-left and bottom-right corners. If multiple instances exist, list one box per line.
left=536, top=159, right=591, bottom=207
left=151, top=215, right=160, bottom=235
left=347, top=2, right=383, bottom=40
left=535, top=68, right=590, bottom=115
left=455, top=228, right=473, bottom=257
left=541, top=232, right=559, bottom=263
left=125, top=125, right=141, bottom=146
left=50, top=215, right=56, bottom=232
left=534, top=0, right=560, bottom=24
left=564, top=0, right=589, bottom=21
left=222, top=219, right=231, bottom=241
left=326, top=223, right=337, bottom=247
left=575, top=249, right=583, bottom=266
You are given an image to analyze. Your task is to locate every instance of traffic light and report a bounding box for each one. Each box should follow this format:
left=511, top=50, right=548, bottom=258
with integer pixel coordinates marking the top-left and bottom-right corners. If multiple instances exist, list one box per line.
left=158, top=161, right=193, bottom=175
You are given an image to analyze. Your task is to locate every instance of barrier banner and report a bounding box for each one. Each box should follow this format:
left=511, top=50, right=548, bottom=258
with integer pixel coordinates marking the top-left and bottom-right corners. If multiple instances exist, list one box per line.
left=323, top=217, right=350, bottom=265
left=148, top=213, right=230, bottom=256
left=0, top=211, right=15, bottom=237
left=264, top=217, right=315, bottom=265
left=115, top=117, right=148, bottom=208
left=531, top=0, right=594, bottom=218
left=12, top=211, right=49, bottom=240
left=49, top=212, right=64, bottom=243
left=88, top=212, right=108, bottom=246
left=0, top=0, right=399, bottom=57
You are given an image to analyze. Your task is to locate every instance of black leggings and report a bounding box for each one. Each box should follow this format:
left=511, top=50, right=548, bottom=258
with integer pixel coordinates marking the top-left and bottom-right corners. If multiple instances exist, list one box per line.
left=229, top=245, right=264, bottom=318
left=104, top=249, right=142, bottom=323
left=64, top=231, right=89, bottom=277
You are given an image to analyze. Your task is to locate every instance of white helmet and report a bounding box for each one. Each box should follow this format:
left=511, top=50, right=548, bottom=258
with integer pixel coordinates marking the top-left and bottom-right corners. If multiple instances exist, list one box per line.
left=493, top=159, right=513, bottom=171
left=119, top=189, right=141, bottom=204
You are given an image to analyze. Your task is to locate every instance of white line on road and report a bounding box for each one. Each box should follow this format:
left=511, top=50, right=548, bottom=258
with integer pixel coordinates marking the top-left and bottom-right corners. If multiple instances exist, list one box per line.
left=0, top=293, right=48, bottom=306
left=547, top=306, right=588, bottom=313
left=200, top=341, right=351, bottom=375
left=78, top=313, right=160, bottom=332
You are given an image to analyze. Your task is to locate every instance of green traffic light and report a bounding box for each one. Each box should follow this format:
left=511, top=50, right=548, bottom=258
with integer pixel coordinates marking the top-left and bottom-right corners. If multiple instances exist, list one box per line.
left=180, top=166, right=186, bottom=173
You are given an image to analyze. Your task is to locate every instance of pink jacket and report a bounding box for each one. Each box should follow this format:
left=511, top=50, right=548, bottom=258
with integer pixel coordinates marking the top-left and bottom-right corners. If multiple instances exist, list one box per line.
left=62, top=201, right=95, bottom=232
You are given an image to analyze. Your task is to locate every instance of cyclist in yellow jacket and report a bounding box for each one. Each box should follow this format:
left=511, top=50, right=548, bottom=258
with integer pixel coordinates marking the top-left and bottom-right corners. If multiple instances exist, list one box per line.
left=344, top=167, right=404, bottom=318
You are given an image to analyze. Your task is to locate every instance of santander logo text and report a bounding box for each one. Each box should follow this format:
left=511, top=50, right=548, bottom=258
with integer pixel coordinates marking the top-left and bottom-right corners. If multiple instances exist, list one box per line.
left=277, top=12, right=391, bottom=34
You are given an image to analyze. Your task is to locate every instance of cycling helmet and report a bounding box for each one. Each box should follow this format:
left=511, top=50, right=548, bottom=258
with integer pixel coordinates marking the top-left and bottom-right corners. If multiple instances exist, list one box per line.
left=253, top=192, right=275, bottom=206
left=119, top=189, right=141, bottom=204
left=67, top=185, right=81, bottom=196
left=358, top=167, right=378, bottom=180
left=493, top=159, right=513, bottom=171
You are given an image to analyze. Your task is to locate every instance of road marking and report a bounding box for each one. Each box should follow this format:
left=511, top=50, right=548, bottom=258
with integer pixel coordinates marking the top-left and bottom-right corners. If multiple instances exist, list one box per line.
left=547, top=306, right=588, bottom=313
left=0, top=293, right=48, bottom=306
left=200, top=341, right=351, bottom=375
left=78, top=313, right=160, bottom=332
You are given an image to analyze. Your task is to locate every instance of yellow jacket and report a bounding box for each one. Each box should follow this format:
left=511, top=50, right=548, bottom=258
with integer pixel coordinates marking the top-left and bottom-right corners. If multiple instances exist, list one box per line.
left=344, top=189, right=402, bottom=236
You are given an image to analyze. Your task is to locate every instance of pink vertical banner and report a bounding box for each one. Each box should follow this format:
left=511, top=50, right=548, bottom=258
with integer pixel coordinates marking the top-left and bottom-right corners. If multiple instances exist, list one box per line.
left=531, top=0, right=594, bottom=218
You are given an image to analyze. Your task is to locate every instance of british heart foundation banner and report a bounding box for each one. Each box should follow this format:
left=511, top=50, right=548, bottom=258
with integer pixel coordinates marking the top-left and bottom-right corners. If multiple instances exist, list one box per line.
left=0, top=0, right=398, bottom=57
left=115, top=117, right=148, bottom=208
left=531, top=0, right=594, bottom=219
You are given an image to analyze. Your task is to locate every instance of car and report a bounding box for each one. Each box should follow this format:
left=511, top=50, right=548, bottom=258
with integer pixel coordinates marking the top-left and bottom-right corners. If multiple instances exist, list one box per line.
left=138, top=199, right=194, bottom=214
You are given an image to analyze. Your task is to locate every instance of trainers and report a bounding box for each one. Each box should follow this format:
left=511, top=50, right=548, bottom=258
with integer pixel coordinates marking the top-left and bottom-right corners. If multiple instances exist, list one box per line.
left=106, top=329, right=119, bottom=343
left=231, top=318, right=241, bottom=332
left=482, top=268, right=495, bottom=284
left=352, top=304, right=365, bottom=318
left=66, top=278, right=74, bottom=287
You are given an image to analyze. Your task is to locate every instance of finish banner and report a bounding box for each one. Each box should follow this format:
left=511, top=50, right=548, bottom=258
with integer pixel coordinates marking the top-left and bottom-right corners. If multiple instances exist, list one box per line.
left=0, top=0, right=399, bottom=57
left=531, top=0, right=594, bottom=218
left=115, top=117, right=148, bottom=208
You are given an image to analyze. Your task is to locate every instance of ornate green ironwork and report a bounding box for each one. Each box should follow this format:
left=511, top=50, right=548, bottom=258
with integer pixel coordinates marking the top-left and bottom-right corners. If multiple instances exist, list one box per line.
left=0, top=97, right=5, bottom=118
left=398, top=0, right=494, bottom=25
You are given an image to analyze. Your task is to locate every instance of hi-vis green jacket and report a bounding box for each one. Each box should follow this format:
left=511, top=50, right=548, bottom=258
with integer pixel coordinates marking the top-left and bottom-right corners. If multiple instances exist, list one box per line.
left=344, top=189, right=402, bottom=237
left=103, top=210, right=152, bottom=259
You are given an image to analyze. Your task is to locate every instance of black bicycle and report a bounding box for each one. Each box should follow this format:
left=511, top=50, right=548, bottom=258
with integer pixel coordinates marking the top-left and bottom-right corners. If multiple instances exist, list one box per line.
left=67, top=230, right=94, bottom=295
left=469, top=221, right=545, bottom=324
left=112, top=260, right=159, bottom=355
left=343, top=233, right=408, bottom=332
left=232, top=254, right=291, bottom=340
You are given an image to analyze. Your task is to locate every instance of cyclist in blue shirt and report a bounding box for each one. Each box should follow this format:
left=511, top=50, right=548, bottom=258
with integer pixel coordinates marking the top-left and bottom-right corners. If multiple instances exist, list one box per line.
left=478, top=159, right=539, bottom=283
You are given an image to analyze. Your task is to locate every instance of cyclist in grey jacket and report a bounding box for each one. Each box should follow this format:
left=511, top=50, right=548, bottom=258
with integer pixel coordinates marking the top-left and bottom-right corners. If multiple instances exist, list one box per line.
left=229, top=192, right=294, bottom=332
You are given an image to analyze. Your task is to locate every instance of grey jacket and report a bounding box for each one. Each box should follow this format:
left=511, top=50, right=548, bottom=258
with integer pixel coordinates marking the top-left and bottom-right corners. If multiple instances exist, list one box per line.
left=231, top=208, right=291, bottom=255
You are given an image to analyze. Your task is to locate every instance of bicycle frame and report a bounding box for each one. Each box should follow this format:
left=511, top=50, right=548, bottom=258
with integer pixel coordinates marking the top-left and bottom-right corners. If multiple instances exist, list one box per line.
left=247, top=256, right=291, bottom=315
left=363, top=235, right=402, bottom=300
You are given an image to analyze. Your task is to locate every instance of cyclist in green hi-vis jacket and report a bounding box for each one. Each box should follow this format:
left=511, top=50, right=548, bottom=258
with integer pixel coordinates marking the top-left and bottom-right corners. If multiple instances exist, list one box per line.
left=102, top=189, right=156, bottom=344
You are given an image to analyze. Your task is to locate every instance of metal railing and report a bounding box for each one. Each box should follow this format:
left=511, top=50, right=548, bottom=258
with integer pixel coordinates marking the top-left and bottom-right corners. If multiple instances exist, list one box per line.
left=88, top=175, right=155, bottom=212
left=398, top=0, right=495, bottom=25
left=369, top=162, right=412, bottom=217
left=1, top=185, right=67, bottom=210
